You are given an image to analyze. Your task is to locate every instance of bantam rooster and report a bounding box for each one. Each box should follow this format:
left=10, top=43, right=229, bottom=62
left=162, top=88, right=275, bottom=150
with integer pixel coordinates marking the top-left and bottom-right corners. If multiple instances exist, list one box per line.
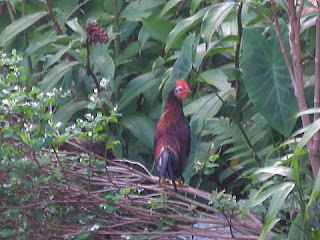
left=154, top=80, right=191, bottom=191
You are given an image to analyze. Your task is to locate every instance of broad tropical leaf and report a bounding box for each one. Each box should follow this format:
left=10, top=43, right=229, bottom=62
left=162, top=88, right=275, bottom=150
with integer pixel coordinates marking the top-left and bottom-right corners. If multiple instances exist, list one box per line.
left=90, top=54, right=115, bottom=79
left=241, top=21, right=298, bottom=136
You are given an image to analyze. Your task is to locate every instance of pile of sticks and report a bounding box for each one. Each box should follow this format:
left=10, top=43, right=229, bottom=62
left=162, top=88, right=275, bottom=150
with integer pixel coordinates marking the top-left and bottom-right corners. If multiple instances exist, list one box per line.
left=0, top=140, right=265, bottom=239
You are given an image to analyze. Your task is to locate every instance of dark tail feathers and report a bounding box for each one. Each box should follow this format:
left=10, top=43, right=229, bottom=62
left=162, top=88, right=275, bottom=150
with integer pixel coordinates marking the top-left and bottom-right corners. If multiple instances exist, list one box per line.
left=156, top=148, right=177, bottom=192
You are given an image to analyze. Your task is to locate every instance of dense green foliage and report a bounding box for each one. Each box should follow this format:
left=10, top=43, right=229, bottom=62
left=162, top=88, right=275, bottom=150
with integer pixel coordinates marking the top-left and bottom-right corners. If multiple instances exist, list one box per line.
left=1, top=0, right=320, bottom=239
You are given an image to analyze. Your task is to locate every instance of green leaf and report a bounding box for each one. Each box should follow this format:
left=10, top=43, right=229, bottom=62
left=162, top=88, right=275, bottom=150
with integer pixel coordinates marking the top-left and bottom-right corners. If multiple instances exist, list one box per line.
left=96, top=161, right=106, bottom=170
left=118, top=72, right=160, bottom=111
left=189, top=91, right=233, bottom=135
left=259, top=182, right=295, bottom=240
left=0, top=11, right=48, bottom=46
left=287, top=213, right=303, bottom=240
left=152, top=57, right=165, bottom=74
left=201, top=2, right=235, bottom=44
left=241, top=21, right=298, bottom=137
left=142, top=18, right=175, bottom=44
left=159, top=0, right=183, bottom=17
left=116, top=42, right=139, bottom=65
left=120, top=113, right=155, bottom=148
left=243, top=182, right=278, bottom=211
left=90, top=54, right=115, bottom=79
left=119, top=187, right=131, bottom=195
left=138, top=26, right=150, bottom=52
left=162, top=34, right=195, bottom=102
left=293, top=118, right=320, bottom=165
left=194, top=37, right=237, bottom=70
left=3, top=128, right=14, bottom=138
left=166, top=7, right=210, bottom=52
left=39, top=61, right=80, bottom=92
left=196, top=69, right=231, bottom=91
left=191, top=0, right=202, bottom=14
left=255, top=166, right=295, bottom=181
left=66, top=18, right=86, bottom=39
left=76, top=233, right=90, bottom=240
left=306, top=167, right=320, bottom=216
left=25, top=35, right=70, bottom=57
left=44, top=43, right=73, bottom=70
left=121, top=0, right=166, bottom=22
left=52, top=101, right=88, bottom=127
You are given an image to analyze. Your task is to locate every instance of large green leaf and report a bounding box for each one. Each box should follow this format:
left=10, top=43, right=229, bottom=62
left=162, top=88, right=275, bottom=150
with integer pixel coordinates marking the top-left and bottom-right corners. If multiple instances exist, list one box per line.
left=39, top=61, right=80, bottom=92
left=162, top=34, right=195, bottom=102
left=118, top=72, right=161, bottom=111
left=120, top=113, right=155, bottom=148
left=142, top=18, right=175, bottom=44
left=241, top=22, right=298, bottom=137
left=165, top=7, right=210, bottom=52
left=90, top=54, right=115, bottom=79
left=201, top=2, right=235, bottom=44
left=0, top=11, right=48, bottom=46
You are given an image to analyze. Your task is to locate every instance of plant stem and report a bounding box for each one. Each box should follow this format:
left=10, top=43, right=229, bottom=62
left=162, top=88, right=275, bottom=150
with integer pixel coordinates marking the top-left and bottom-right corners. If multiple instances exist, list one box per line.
left=44, top=0, right=62, bottom=35
left=112, top=0, right=120, bottom=57
left=235, top=1, right=243, bottom=101
left=245, top=0, right=320, bottom=178
left=86, top=39, right=101, bottom=92
left=53, top=148, right=70, bottom=189
left=21, top=0, right=33, bottom=78
left=285, top=0, right=320, bottom=178
left=311, top=4, right=320, bottom=177
left=5, top=1, right=15, bottom=22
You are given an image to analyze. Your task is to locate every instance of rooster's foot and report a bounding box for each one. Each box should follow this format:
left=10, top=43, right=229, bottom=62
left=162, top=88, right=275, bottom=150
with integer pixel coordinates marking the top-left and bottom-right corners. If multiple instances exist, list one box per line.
left=160, top=177, right=170, bottom=185
left=175, top=177, right=185, bottom=188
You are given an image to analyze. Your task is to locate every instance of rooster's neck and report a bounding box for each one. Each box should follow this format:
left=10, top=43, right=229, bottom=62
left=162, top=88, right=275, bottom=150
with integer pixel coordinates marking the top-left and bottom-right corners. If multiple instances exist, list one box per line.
left=163, top=90, right=183, bottom=116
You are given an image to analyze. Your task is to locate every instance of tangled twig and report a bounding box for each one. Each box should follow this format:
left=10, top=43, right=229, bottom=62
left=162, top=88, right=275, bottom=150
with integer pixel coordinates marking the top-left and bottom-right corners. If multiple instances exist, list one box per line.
left=0, top=138, right=265, bottom=239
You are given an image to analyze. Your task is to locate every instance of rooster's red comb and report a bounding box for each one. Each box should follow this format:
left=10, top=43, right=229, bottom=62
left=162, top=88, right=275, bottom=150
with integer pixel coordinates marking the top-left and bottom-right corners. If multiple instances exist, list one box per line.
left=176, top=80, right=189, bottom=89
